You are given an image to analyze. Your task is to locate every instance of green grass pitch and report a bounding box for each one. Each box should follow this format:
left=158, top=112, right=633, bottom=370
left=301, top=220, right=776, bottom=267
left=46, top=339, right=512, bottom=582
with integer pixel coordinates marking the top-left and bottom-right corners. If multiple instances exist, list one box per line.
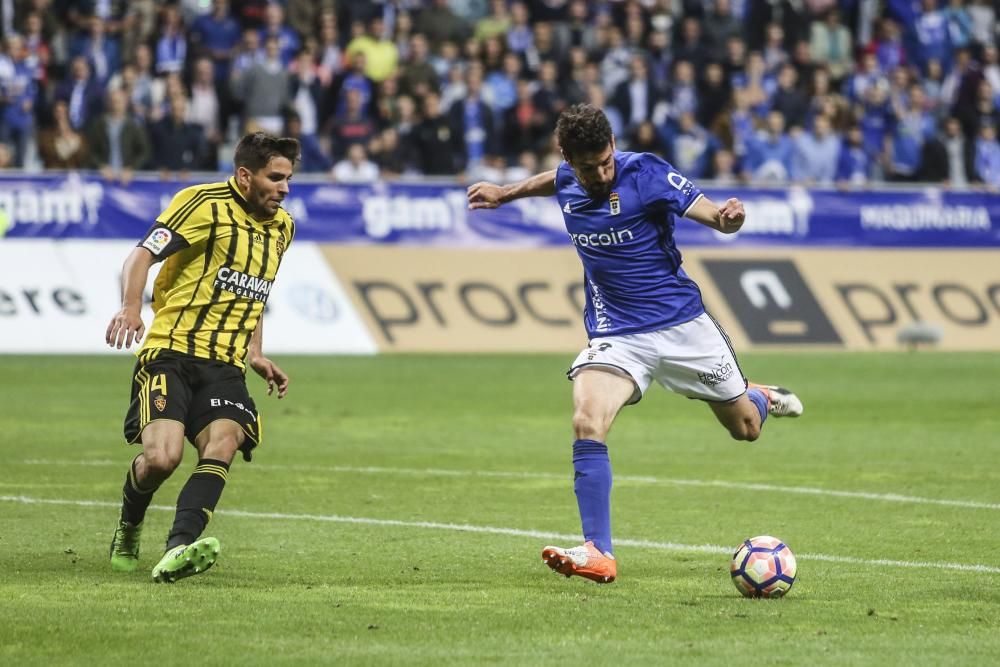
left=1, top=352, right=998, bottom=665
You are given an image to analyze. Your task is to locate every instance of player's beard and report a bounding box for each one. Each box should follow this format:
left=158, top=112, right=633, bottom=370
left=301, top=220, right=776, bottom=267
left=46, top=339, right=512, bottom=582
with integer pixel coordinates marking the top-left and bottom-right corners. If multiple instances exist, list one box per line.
left=583, top=180, right=613, bottom=199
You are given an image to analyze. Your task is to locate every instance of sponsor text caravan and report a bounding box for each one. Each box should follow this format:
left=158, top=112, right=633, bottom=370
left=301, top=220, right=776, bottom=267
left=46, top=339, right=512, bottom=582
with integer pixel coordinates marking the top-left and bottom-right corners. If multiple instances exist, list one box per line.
left=215, top=267, right=273, bottom=302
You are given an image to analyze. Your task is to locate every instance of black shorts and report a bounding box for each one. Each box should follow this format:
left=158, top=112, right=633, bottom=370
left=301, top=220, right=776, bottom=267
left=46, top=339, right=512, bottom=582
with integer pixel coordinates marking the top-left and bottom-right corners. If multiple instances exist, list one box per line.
left=124, top=348, right=262, bottom=461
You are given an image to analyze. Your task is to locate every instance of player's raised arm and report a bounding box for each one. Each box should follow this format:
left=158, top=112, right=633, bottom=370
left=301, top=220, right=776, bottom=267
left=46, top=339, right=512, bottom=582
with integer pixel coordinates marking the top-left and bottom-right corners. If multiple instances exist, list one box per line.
left=467, top=169, right=557, bottom=209
left=105, top=247, right=156, bottom=349
left=685, top=195, right=746, bottom=234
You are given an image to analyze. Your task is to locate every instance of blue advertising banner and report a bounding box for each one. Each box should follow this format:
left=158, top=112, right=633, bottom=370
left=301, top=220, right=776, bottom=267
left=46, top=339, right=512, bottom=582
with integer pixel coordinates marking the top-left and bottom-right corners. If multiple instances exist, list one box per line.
left=1, top=173, right=998, bottom=247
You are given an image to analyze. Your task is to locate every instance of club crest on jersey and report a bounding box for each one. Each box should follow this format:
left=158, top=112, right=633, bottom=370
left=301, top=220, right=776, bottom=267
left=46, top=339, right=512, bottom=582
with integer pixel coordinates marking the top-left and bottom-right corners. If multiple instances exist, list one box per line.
left=275, top=236, right=286, bottom=258
left=609, top=192, right=620, bottom=216
left=154, top=396, right=167, bottom=412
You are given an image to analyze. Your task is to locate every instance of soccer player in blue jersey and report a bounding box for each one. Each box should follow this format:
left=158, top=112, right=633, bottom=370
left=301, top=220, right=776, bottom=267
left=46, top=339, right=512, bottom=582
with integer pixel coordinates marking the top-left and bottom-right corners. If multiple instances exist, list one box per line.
left=467, top=104, right=803, bottom=584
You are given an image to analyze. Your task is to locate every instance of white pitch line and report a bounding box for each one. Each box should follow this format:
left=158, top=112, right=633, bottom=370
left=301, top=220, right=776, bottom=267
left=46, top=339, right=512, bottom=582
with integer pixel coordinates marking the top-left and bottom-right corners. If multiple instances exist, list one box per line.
left=3, top=494, right=999, bottom=575
left=22, top=459, right=1000, bottom=512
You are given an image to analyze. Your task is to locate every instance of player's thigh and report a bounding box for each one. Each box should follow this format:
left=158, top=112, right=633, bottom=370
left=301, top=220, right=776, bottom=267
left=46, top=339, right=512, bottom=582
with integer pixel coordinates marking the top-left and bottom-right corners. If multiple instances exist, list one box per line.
left=652, top=313, right=748, bottom=402
left=124, top=350, right=193, bottom=447
left=571, top=368, right=638, bottom=441
left=193, top=418, right=246, bottom=464
left=139, top=419, right=187, bottom=471
left=187, top=360, right=261, bottom=462
left=568, top=334, right=658, bottom=405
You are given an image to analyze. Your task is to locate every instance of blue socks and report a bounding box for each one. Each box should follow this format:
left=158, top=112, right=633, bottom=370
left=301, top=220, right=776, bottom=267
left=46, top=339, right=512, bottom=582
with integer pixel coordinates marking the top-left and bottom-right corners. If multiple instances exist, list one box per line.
left=747, top=388, right=769, bottom=426
left=572, top=439, right=613, bottom=555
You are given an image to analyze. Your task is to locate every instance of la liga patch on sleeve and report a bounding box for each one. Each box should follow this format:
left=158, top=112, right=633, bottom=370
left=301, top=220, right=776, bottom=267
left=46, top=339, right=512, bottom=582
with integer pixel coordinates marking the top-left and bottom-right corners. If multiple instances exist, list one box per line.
left=142, top=228, right=173, bottom=255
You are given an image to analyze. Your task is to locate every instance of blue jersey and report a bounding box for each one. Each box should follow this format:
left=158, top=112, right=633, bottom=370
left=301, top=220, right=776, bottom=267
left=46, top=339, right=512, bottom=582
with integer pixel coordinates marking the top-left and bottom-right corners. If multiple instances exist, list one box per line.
left=555, top=151, right=706, bottom=339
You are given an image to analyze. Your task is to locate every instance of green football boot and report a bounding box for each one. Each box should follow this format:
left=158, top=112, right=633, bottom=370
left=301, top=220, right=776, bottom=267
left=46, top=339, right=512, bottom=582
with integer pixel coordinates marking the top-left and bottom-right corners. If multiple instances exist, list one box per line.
left=151, top=537, right=221, bottom=583
left=109, top=519, right=143, bottom=572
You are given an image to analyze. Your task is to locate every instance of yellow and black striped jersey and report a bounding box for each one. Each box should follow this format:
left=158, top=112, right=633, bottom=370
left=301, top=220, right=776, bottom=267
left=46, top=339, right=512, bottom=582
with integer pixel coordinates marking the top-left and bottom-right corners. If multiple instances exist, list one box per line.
left=136, top=177, right=295, bottom=369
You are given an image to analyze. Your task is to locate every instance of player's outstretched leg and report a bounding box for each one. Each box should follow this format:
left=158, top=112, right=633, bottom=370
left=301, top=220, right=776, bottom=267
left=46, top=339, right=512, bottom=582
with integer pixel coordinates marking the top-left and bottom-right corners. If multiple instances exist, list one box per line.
left=109, top=454, right=160, bottom=572
left=542, top=541, right=617, bottom=584
left=151, top=537, right=221, bottom=583
left=748, top=383, right=804, bottom=418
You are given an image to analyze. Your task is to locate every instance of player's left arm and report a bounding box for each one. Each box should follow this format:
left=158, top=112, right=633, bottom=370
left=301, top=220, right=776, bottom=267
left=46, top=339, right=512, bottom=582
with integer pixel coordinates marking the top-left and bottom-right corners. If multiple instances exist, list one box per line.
left=248, top=317, right=289, bottom=399
left=685, top=195, right=746, bottom=234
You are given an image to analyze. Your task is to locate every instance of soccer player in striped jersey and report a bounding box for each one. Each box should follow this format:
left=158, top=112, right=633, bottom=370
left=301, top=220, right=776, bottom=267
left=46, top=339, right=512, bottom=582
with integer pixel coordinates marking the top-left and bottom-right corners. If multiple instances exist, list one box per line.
left=467, top=105, right=803, bottom=584
left=106, top=132, right=298, bottom=582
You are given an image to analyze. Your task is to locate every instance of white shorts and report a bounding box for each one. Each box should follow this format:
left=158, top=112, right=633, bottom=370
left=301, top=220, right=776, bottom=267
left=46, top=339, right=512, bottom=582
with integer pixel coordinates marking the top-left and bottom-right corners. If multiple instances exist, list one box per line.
left=568, top=312, right=747, bottom=404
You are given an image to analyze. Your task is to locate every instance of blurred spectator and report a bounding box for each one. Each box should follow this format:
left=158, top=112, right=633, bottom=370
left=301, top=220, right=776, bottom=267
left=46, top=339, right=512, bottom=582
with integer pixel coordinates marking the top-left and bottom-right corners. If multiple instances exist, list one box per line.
left=189, top=0, right=242, bottom=83
left=71, top=15, right=121, bottom=86
left=503, top=78, right=547, bottom=160
left=231, top=36, right=289, bottom=134
left=476, top=0, right=512, bottom=42
left=259, top=2, right=300, bottom=66
left=155, top=4, right=187, bottom=75
left=369, top=126, right=416, bottom=177
left=37, top=99, right=88, bottom=169
left=915, top=0, right=950, bottom=72
left=506, top=2, right=533, bottom=55
left=150, top=94, right=205, bottom=177
left=870, top=18, right=906, bottom=73
left=942, top=0, right=973, bottom=52
left=697, top=62, right=731, bottom=130
left=711, top=147, right=740, bottom=185
left=0, top=142, right=13, bottom=168
left=54, top=57, right=104, bottom=132
left=20, top=12, right=50, bottom=87
left=763, top=23, right=789, bottom=74
left=675, top=16, right=711, bottom=71
left=331, top=144, right=379, bottom=183
left=85, top=88, right=150, bottom=185
left=289, top=50, right=323, bottom=139
left=612, top=56, right=663, bottom=134
left=630, top=120, right=668, bottom=156
left=556, top=1, right=599, bottom=54
left=346, top=16, right=399, bottom=83
left=846, top=53, right=890, bottom=102
left=0, top=34, right=38, bottom=167
left=414, top=90, right=461, bottom=175
left=835, top=125, right=873, bottom=187
left=886, top=85, right=936, bottom=180
left=664, top=111, right=714, bottom=178
left=974, top=123, right=1000, bottom=188
left=449, top=63, right=496, bottom=171
left=968, top=0, right=996, bottom=46
left=667, top=60, right=699, bottom=123
left=745, top=110, right=795, bottom=182
left=399, top=33, right=439, bottom=99
left=771, top=63, right=809, bottom=128
left=705, top=0, right=742, bottom=51
left=809, top=10, right=852, bottom=82
left=187, top=57, right=221, bottom=156
left=504, top=149, right=539, bottom=182
left=599, top=27, right=632, bottom=96
left=316, top=11, right=343, bottom=87
left=415, top=0, right=469, bottom=51
left=331, top=87, right=376, bottom=161
left=793, top=114, right=841, bottom=184
left=283, top=112, right=330, bottom=173
left=983, top=46, right=1000, bottom=95
left=941, top=116, right=975, bottom=186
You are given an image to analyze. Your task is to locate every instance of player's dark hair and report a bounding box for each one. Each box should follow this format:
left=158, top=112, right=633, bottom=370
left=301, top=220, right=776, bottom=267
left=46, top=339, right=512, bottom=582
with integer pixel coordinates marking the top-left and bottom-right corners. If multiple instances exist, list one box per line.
left=556, top=104, right=613, bottom=160
left=233, top=132, right=300, bottom=172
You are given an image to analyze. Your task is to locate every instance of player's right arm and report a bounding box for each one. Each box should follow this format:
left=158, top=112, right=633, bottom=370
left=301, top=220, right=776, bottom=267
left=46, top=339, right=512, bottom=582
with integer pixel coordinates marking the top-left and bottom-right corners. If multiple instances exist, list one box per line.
left=466, top=169, right=557, bottom=209
left=106, top=247, right=155, bottom=349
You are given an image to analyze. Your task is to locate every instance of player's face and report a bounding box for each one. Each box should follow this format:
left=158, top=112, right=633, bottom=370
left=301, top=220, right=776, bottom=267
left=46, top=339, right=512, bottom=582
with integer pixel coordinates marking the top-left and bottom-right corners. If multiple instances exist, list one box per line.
left=242, top=157, right=294, bottom=219
left=568, top=143, right=616, bottom=199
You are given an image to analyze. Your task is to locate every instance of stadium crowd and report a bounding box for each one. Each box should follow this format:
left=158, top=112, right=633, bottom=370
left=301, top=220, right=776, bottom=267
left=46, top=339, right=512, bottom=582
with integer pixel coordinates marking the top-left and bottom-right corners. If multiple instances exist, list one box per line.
left=1, top=0, right=999, bottom=188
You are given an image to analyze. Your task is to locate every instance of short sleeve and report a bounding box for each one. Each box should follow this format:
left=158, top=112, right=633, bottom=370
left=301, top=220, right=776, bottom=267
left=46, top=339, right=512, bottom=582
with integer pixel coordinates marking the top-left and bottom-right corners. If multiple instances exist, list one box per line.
left=137, top=222, right=191, bottom=260
left=636, top=154, right=703, bottom=217
left=136, top=186, right=216, bottom=260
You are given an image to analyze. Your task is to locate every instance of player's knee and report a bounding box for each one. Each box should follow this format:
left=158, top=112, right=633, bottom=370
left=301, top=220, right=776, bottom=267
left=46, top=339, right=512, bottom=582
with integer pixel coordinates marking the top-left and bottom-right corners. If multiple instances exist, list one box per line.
left=729, top=417, right=761, bottom=442
left=202, top=433, right=242, bottom=462
left=142, top=447, right=182, bottom=477
left=572, top=409, right=610, bottom=442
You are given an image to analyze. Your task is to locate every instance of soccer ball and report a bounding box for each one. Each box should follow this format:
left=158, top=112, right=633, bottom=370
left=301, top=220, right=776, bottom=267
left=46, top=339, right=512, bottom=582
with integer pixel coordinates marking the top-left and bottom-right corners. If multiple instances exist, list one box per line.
left=730, top=535, right=797, bottom=598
